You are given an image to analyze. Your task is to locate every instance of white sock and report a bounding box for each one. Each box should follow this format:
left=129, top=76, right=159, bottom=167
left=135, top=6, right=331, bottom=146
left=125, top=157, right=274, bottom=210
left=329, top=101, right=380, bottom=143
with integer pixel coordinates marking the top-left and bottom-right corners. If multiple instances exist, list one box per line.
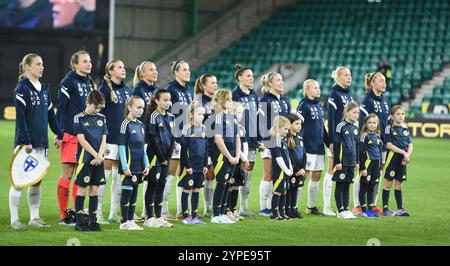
left=163, top=175, right=174, bottom=215
left=9, top=187, right=22, bottom=224
left=98, top=169, right=111, bottom=216
left=239, top=170, right=252, bottom=211
left=109, top=167, right=121, bottom=217
left=141, top=180, right=148, bottom=217
left=267, top=181, right=274, bottom=210
left=374, top=176, right=382, bottom=205
left=323, top=173, right=333, bottom=210
left=176, top=181, right=183, bottom=215
left=353, top=175, right=361, bottom=207
left=297, top=187, right=303, bottom=208
left=27, top=186, right=41, bottom=220
left=203, top=180, right=213, bottom=212
left=307, top=180, right=319, bottom=209
left=259, top=180, right=271, bottom=210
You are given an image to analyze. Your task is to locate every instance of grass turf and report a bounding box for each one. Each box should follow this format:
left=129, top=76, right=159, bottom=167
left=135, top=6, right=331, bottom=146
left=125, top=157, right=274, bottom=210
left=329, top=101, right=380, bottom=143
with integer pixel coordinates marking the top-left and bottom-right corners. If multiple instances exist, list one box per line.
left=0, top=120, right=449, bottom=246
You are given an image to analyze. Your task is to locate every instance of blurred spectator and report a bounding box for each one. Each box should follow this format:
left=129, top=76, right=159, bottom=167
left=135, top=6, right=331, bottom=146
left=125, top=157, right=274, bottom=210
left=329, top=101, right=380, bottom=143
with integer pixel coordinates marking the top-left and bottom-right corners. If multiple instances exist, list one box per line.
left=378, top=58, right=392, bottom=89
left=0, top=0, right=52, bottom=29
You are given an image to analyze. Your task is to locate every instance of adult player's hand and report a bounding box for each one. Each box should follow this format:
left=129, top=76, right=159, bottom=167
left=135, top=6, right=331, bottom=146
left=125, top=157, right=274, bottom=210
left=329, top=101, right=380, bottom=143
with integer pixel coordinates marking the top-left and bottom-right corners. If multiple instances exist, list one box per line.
left=54, top=135, right=61, bottom=149
left=161, top=160, right=168, bottom=166
left=335, top=163, right=342, bottom=171
left=186, top=168, right=193, bottom=175
left=90, top=159, right=98, bottom=166
left=329, top=144, right=334, bottom=155
left=295, top=168, right=305, bottom=177
left=124, top=169, right=132, bottom=177
left=203, top=167, right=208, bottom=176
left=258, top=142, right=266, bottom=151
left=143, top=167, right=149, bottom=176
left=360, top=169, right=367, bottom=177
left=24, top=144, right=33, bottom=153
left=242, top=161, right=250, bottom=171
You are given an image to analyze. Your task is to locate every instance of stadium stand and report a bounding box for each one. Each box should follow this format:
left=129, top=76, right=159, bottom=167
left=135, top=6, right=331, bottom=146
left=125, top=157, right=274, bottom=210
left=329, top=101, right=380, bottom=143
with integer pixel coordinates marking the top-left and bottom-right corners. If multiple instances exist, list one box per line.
left=191, top=0, right=450, bottom=105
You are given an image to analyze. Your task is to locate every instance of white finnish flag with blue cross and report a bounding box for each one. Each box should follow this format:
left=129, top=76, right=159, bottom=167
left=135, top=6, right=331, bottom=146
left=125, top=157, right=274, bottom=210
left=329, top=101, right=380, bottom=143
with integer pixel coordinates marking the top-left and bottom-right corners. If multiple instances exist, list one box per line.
left=9, top=145, right=50, bottom=188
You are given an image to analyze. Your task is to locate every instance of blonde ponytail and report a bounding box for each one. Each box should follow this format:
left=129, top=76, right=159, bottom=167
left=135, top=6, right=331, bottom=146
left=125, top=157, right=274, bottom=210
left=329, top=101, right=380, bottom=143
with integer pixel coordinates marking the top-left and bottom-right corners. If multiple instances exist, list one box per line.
left=104, top=59, right=121, bottom=102
left=260, top=74, right=269, bottom=94
left=18, top=53, right=40, bottom=81
left=133, top=61, right=154, bottom=87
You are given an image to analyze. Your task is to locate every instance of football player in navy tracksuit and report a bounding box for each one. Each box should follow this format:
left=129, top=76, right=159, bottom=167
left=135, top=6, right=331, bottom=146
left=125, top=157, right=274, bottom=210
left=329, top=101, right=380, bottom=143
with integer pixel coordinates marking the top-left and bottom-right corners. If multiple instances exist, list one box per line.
left=132, top=61, right=158, bottom=219
left=178, top=101, right=209, bottom=225
left=164, top=60, right=193, bottom=218
left=296, top=79, right=330, bottom=216
left=232, top=64, right=262, bottom=217
left=358, top=114, right=383, bottom=218
left=210, top=89, right=241, bottom=224
left=97, top=59, right=131, bottom=224
left=325, top=67, right=354, bottom=216
left=332, top=102, right=359, bottom=219
left=144, top=89, right=176, bottom=228
left=258, top=72, right=290, bottom=216
left=56, top=51, right=95, bottom=225
left=73, top=90, right=108, bottom=232
left=194, top=73, right=217, bottom=217
left=9, top=54, right=63, bottom=230
left=286, top=114, right=306, bottom=219
left=132, top=61, right=158, bottom=122
left=354, top=72, right=390, bottom=216
left=382, top=106, right=413, bottom=217
left=118, top=96, right=150, bottom=230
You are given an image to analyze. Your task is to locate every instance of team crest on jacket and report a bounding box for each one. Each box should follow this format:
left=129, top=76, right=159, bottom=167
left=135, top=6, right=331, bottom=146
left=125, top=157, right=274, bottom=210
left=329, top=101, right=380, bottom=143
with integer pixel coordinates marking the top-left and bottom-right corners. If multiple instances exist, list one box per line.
left=132, top=175, right=137, bottom=182
left=188, top=180, right=194, bottom=186
left=390, top=171, right=395, bottom=177
left=84, top=176, right=90, bottom=183
left=340, top=173, right=345, bottom=180
left=291, top=177, right=296, bottom=184
left=97, top=120, right=104, bottom=127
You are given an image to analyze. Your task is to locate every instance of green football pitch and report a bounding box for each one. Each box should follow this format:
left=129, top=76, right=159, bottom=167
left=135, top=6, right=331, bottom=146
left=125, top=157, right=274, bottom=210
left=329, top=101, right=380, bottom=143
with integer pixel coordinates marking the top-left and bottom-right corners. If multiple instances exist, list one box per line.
left=0, top=120, right=449, bottom=246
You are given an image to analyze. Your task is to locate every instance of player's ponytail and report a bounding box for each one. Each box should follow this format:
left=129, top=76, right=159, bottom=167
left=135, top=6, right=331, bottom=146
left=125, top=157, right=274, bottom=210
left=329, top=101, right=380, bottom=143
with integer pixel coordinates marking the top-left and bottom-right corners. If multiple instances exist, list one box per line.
left=234, top=64, right=252, bottom=82
left=133, top=61, right=154, bottom=87
left=364, top=72, right=382, bottom=91
left=70, top=50, right=90, bottom=71
left=18, top=53, right=40, bottom=81
left=194, top=73, right=215, bottom=95
left=260, top=74, right=269, bottom=94
left=104, top=60, right=121, bottom=102
left=331, top=66, right=350, bottom=87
